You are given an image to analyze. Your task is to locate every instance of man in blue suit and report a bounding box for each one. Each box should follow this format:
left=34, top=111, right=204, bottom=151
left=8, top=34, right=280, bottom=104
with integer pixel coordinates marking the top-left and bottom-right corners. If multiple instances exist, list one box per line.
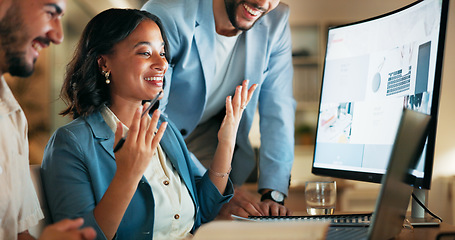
left=142, top=0, right=295, bottom=217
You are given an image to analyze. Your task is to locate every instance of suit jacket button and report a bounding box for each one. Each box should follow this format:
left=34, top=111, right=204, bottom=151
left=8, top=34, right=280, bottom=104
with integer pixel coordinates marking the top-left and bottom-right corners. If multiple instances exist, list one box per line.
left=180, top=129, right=187, bottom=136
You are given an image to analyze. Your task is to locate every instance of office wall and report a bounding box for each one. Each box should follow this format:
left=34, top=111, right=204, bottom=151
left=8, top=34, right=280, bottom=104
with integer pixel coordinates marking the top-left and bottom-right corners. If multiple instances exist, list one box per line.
left=285, top=0, right=414, bottom=25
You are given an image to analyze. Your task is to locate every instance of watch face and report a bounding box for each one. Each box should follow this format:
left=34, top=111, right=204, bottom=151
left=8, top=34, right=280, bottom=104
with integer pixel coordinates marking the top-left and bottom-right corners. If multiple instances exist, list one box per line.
left=271, top=191, right=284, bottom=202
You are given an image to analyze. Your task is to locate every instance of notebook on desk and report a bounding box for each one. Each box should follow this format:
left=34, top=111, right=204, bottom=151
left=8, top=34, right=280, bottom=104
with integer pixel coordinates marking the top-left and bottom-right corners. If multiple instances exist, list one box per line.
left=248, top=109, right=432, bottom=240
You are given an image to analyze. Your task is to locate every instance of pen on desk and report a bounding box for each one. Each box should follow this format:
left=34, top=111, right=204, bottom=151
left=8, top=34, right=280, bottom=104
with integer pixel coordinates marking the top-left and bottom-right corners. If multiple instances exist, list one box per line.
left=113, top=91, right=162, bottom=153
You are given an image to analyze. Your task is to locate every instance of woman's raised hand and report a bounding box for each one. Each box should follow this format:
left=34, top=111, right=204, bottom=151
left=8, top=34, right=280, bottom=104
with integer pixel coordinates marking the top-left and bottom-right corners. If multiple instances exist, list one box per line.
left=113, top=104, right=167, bottom=182
left=218, top=80, right=257, bottom=145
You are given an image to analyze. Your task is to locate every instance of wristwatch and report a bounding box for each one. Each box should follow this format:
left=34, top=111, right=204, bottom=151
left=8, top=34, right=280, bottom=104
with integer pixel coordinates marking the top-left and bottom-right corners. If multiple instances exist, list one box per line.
left=261, top=190, right=285, bottom=205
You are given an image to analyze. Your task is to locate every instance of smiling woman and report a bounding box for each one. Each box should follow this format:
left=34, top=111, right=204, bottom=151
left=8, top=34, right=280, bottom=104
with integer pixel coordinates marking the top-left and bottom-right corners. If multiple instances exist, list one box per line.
left=40, top=8, right=256, bottom=240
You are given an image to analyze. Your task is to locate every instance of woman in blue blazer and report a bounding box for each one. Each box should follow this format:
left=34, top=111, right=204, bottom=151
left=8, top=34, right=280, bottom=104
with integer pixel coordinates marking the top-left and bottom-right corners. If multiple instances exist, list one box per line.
left=41, top=9, right=256, bottom=240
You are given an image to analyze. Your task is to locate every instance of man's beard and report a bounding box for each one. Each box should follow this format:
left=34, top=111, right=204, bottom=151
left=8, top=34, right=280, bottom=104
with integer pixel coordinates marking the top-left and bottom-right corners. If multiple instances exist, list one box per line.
left=224, top=0, right=262, bottom=32
left=0, top=3, right=34, bottom=77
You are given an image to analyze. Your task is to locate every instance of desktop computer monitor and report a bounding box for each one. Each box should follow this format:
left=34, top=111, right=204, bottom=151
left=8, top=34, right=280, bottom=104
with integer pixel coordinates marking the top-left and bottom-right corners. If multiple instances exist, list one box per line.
left=312, top=0, right=448, bottom=193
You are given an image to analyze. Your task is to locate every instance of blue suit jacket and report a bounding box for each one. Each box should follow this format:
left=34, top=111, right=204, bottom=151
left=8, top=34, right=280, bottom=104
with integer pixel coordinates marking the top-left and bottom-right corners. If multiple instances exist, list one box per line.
left=142, top=0, right=296, bottom=195
left=41, top=112, right=233, bottom=240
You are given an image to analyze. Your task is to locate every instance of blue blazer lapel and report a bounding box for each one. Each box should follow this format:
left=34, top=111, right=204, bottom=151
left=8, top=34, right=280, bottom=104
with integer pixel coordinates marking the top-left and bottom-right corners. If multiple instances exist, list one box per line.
left=85, top=112, right=116, bottom=160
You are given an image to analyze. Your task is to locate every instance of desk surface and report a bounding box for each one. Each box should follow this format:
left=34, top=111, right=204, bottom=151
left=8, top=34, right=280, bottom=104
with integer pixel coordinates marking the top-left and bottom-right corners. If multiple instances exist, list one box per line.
left=396, top=222, right=455, bottom=240
left=194, top=220, right=455, bottom=240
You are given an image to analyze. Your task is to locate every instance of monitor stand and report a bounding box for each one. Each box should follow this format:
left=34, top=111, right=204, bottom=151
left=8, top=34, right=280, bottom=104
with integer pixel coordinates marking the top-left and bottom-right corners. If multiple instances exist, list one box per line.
left=407, top=187, right=441, bottom=226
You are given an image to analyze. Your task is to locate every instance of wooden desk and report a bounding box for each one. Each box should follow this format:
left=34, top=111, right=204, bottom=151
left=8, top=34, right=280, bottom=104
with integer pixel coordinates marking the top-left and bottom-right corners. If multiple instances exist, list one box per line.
left=396, top=222, right=455, bottom=240
left=194, top=220, right=455, bottom=240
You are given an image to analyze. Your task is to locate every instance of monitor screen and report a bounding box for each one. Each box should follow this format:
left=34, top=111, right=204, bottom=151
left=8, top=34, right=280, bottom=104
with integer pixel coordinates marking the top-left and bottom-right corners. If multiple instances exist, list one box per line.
left=312, top=0, right=448, bottom=189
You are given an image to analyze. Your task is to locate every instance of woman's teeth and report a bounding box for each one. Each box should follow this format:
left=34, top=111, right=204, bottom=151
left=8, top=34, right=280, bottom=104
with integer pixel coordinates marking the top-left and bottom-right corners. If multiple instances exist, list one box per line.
left=145, top=77, right=163, bottom=81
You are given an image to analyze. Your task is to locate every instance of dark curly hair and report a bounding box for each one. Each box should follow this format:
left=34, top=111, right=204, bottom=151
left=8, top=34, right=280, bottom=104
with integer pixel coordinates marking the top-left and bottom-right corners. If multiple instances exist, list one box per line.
left=60, top=8, right=170, bottom=119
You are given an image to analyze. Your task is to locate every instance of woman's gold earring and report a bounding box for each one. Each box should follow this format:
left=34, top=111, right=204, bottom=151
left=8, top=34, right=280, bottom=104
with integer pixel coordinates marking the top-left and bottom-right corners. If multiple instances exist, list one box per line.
left=102, top=70, right=111, bottom=84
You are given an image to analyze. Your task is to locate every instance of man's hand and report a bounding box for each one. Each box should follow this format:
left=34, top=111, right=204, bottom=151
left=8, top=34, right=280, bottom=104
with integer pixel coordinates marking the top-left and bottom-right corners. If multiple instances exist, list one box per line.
left=38, top=218, right=96, bottom=240
left=217, top=188, right=263, bottom=219
left=217, top=188, right=292, bottom=219
left=258, top=199, right=293, bottom=216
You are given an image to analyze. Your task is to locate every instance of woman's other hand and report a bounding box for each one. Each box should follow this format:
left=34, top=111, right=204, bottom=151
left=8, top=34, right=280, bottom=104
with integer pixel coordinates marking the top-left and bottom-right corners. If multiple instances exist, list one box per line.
left=218, top=80, right=257, bottom=145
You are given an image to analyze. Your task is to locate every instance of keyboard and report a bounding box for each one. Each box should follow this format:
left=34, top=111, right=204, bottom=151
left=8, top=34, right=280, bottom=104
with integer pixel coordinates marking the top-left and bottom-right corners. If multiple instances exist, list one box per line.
left=247, top=213, right=373, bottom=227
left=326, top=226, right=369, bottom=240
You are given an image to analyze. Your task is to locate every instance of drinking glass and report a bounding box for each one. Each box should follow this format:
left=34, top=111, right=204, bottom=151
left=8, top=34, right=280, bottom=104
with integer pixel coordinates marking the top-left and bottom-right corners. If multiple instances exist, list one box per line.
left=305, top=181, right=336, bottom=215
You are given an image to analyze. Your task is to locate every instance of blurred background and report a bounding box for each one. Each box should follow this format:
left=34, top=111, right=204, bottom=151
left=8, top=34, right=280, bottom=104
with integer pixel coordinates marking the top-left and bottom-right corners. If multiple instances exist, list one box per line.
left=6, top=0, right=455, bottom=223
